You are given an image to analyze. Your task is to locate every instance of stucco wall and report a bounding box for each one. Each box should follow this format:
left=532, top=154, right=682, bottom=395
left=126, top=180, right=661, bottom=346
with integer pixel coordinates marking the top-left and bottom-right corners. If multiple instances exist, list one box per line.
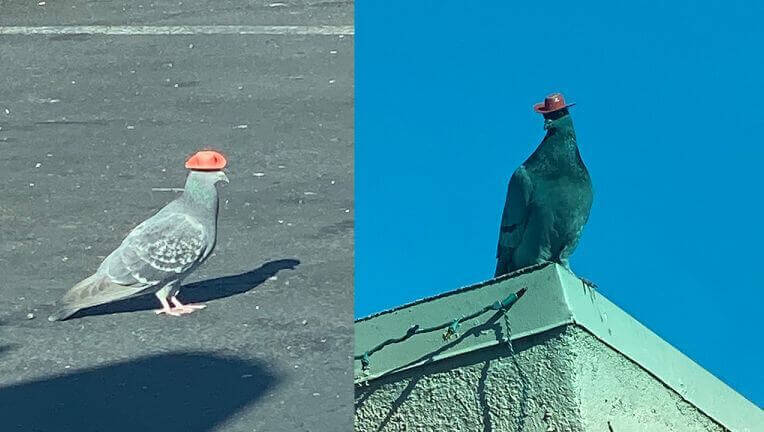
left=572, top=328, right=724, bottom=432
left=355, top=325, right=724, bottom=432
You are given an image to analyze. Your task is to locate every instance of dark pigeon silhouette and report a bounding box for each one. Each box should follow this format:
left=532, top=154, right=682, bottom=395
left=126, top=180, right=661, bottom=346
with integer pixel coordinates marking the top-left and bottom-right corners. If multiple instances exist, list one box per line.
left=495, top=93, right=594, bottom=284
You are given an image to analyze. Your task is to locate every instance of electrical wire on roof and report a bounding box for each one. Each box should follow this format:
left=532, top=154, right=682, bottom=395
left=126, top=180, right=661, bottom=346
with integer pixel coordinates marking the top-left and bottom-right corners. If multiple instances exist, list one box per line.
left=354, top=287, right=527, bottom=383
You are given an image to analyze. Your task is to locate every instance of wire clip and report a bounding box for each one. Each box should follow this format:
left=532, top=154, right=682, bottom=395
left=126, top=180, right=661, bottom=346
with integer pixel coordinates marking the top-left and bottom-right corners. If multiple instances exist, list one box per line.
left=492, top=287, right=527, bottom=311
left=442, top=318, right=461, bottom=341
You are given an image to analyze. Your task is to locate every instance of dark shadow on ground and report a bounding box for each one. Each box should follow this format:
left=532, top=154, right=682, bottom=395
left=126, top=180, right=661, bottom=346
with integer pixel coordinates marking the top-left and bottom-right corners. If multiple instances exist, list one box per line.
left=0, top=352, right=279, bottom=432
left=0, top=344, right=17, bottom=358
left=68, top=258, right=300, bottom=319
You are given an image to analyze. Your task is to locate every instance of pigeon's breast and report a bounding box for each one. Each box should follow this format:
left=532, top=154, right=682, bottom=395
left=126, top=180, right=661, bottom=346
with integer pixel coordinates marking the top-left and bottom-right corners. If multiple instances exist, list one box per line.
left=535, top=177, right=593, bottom=239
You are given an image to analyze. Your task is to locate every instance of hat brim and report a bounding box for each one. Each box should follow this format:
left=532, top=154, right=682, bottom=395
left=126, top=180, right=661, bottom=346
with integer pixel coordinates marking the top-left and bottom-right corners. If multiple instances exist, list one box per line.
left=534, top=102, right=575, bottom=114
left=187, top=167, right=226, bottom=171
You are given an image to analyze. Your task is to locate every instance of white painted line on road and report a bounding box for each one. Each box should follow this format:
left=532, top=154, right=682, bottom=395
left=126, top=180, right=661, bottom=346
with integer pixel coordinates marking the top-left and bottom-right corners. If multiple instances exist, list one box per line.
left=0, top=25, right=354, bottom=36
left=151, top=187, right=184, bottom=192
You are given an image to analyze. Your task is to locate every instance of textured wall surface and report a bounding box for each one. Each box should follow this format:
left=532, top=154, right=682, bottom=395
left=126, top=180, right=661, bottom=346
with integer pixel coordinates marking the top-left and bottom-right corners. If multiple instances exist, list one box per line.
left=355, top=325, right=725, bottom=432
left=573, top=330, right=724, bottom=432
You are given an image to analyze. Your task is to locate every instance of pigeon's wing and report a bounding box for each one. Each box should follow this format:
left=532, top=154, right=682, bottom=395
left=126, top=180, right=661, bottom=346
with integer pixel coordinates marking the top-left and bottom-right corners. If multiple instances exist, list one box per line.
left=496, top=165, right=533, bottom=268
left=104, top=211, right=209, bottom=285
left=50, top=212, right=208, bottom=320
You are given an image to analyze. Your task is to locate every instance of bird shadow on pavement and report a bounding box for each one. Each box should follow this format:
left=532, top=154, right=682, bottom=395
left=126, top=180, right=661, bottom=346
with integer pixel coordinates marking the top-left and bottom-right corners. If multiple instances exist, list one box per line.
left=0, top=351, right=279, bottom=432
left=68, top=258, right=300, bottom=320
left=0, top=344, right=18, bottom=358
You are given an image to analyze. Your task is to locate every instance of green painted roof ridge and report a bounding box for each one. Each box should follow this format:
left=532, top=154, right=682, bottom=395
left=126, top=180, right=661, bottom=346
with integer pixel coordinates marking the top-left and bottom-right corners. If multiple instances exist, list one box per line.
left=355, top=264, right=571, bottom=382
left=355, top=262, right=552, bottom=323
left=356, top=264, right=763, bottom=431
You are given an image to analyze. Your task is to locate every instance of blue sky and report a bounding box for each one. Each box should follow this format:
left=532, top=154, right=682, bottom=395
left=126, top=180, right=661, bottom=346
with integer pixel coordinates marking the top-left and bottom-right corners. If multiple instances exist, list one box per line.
left=355, top=1, right=763, bottom=407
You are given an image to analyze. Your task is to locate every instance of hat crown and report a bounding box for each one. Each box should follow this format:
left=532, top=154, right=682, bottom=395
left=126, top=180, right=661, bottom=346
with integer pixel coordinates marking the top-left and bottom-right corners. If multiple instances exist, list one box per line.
left=543, top=93, right=566, bottom=110
left=533, top=92, right=574, bottom=114
left=185, top=150, right=227, bottom=171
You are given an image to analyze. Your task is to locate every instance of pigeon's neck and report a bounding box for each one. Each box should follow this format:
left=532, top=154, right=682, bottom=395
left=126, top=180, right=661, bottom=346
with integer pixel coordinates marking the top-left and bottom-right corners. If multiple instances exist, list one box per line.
left=528, top=115, right=586, bottom=174
left=180, top=175, right=220, bottom=217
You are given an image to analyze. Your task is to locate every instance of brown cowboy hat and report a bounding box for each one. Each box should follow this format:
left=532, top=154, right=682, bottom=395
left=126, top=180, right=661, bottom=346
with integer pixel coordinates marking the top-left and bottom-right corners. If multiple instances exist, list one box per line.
left=533, top=92, right=575, bottom=114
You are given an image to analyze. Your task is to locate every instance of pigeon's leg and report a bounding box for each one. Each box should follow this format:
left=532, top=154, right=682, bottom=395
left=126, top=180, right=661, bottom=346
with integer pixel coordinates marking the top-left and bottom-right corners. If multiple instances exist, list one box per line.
left=560, top=258, right=598, bottom=289
left=153, top=283, right=187, bottom=316
left=167, top=284, right=206, bottom=313
left=169, top=296, right=206, bottom=313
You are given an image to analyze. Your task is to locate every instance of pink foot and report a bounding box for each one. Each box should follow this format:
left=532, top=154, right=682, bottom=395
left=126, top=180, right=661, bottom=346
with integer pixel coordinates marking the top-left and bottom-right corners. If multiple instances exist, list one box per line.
left=154, top=297, right=185, bottom=316
left=170, top=296, right=206, bottom=314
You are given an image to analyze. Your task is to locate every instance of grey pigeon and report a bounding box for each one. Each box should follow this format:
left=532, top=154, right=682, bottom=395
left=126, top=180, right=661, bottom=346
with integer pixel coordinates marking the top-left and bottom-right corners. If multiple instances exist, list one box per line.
left=495, top=93, right=593, bottom=280
left=49, top=151, right=229, bottom=321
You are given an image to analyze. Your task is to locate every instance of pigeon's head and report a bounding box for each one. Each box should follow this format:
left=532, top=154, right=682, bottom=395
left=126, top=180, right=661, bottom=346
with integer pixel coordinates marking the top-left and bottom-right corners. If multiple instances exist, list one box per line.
left=186, top=169, right=229, bottom=189
left=543, top=107, right=570, bottom=127
left=185, top=150, right=229, bottom=185
left=543, top=109, right=576, bottom=135
left=194, top=170, right=229, bottom=185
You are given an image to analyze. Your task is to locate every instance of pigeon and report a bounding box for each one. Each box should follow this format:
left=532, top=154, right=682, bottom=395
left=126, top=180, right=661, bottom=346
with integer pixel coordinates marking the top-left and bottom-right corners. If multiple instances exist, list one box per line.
left=48, top=150, right=229, bottom=321
left=495, top=93, right=594, bottom=281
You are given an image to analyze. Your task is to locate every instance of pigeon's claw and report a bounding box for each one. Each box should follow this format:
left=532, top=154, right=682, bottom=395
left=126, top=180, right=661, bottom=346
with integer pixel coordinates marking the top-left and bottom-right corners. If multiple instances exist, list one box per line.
left=580, top=277, right=598, bottom=290
left=155, top=308, right=185, bottom=317
left=170, top=296, right=206, bottom=314
left=174, top=305, right=206, bottom=314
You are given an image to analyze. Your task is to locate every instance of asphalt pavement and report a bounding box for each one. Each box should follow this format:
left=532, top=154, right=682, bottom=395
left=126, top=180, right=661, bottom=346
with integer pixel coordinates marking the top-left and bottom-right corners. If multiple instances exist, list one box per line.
left=0, top=2, right=354, bottom=431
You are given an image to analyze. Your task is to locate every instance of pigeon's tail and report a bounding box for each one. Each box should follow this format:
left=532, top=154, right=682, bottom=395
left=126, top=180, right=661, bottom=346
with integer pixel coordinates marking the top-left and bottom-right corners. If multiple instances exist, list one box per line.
left=48, top=273, right=100, bottom=321
left=48, top=306, right=80, bottom=322
left=495, top=254, right=511, bottom=278
left=48, top=273, right=142, bottom=322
